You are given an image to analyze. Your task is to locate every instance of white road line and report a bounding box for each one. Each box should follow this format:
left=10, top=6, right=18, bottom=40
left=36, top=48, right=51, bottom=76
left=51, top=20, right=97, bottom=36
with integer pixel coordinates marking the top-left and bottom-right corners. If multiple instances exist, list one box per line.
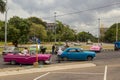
left=104, top=65, right=108, bottom=80
left=52, top=72, right=104, bottom=75
left=33, top=72, right=50, bottom=80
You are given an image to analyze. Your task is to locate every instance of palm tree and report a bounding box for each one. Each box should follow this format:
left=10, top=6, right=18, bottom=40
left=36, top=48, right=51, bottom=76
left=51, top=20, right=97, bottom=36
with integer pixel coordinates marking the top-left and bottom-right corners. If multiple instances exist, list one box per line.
left=0, top=0, right=6, bottom=13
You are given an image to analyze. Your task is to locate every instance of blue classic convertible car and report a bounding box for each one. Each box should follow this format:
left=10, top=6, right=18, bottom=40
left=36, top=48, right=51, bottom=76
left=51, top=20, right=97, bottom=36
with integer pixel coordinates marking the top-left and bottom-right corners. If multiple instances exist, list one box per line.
left=59, top=48, right=96, bottom=61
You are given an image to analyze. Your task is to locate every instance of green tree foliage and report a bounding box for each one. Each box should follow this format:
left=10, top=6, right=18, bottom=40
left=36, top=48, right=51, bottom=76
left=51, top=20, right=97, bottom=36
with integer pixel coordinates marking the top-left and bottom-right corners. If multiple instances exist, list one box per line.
left=46, top=30, right=54, bottom=42
left=0, top=15, right=98, bottom=44
left=77, top=31, right=97, bottom=42
left=55, top=21, right=64, bottom=41
left=8, top=16, right=31, bottom=46
left=27, top=17, right=46, bottom=27
left=61, top=26, right=75, bottom=41
left=104, top=23, right=120, bottom=43
left=56, top=21, right=75, bottom=41
left=0, top=0, right=6, bottom=13
left=0, top=20, right=5, bottom=41
left=29, top=23, right=47, bottom=41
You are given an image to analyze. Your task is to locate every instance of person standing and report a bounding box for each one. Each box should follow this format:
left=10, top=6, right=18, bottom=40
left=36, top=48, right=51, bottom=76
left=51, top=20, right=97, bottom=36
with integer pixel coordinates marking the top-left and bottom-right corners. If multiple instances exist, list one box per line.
left=22, top=47, right=29, bottom=55
left=57, top=48, right=63, bottom=63
left=52, top=44, right=55, bottom=54
left=40, top=46, right=46, bottom=54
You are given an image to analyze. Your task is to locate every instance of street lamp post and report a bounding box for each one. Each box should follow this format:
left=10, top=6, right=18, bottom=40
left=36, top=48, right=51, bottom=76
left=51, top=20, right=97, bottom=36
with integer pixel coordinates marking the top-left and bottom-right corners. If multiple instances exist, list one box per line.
left=5, top=0, right=8, bottom=47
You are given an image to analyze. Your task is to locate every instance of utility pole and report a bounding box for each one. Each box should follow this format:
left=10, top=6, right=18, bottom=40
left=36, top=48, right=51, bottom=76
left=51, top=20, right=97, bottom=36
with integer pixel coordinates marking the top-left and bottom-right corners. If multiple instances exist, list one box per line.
left=98, top=18, right=101, bottom=43
left=54, top=12, right=56, bottom=43
left=5, top=0, right=8, bottom=47
left=116, top=23, right=118, bottom=42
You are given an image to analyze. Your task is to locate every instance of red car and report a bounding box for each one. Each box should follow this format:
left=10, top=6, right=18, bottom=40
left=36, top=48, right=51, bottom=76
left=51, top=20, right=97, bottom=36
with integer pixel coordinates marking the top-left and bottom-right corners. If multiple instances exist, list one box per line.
left=3, top=53, right=52, bottom=65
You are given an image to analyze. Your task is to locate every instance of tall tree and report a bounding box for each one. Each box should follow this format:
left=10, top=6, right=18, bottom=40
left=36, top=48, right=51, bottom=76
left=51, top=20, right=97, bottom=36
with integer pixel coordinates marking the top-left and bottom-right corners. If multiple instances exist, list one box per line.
left=77, top=31, right=97, bottom=42
left=104, top=23, right=120, bottom=43
left=27, top=17, right=46, bottom=27
left=8, top=16, right=31, bottom=46
left=46, top=30, right=54, bottom=42
left=0, top=0, right=6, bottom=13
left=29, top=23, right=47, bottom=41
left=56, top=21, right=75, bottom=41
left=0, top=20, right=4, bottom=40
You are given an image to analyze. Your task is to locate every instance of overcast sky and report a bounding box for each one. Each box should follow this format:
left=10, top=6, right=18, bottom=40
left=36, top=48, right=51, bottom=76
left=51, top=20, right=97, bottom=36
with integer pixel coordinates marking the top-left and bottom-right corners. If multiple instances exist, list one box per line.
left=0, top=0, right=120, bottom=36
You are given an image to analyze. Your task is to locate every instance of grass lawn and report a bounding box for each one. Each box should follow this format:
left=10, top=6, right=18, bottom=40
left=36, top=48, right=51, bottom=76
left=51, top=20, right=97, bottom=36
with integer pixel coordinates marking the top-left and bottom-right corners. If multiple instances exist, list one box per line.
left=0, top=42, right=5, bottom=46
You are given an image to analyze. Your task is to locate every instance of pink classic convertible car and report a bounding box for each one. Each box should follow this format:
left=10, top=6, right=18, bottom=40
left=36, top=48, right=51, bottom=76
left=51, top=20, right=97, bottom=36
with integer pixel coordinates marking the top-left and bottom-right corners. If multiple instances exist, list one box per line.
left=3, top=53, right=52, bottom=65
left=90, top=45, right=102, bottom=52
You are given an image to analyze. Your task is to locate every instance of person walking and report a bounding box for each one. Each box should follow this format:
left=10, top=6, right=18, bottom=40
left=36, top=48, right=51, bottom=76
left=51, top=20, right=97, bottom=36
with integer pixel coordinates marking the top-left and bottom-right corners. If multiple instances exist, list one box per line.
left=40, top=46, right=46, bottom=54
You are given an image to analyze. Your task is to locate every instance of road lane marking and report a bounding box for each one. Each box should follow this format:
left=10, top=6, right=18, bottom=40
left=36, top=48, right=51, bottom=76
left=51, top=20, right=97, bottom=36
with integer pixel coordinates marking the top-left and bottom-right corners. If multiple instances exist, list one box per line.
left=52, top=72, right=104, bottom=75
left=33, top=72, right=50, bottom=80
left=104, top=65, right=108, bottom=80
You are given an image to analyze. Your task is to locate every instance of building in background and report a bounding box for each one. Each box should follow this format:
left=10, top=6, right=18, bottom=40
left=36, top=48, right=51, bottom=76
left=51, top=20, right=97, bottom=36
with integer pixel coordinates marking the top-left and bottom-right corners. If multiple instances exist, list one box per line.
left=46, top=23, right=55, bottom=31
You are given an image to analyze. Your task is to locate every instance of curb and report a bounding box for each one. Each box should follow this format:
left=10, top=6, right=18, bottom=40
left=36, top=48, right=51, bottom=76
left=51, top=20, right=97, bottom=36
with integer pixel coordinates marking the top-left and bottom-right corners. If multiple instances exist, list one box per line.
left=0, top=63, right=96, bottom=77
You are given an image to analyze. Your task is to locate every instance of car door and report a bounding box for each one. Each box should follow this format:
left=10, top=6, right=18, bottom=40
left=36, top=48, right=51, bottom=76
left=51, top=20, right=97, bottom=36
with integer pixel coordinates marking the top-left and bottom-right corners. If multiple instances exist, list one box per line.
left=16, top=55, right=35, bottom=64
left=66, top=48, right=81, bottom=60
left=77, top=49, right=87, bottom=60
left=67, top=48, right=87, bottom=60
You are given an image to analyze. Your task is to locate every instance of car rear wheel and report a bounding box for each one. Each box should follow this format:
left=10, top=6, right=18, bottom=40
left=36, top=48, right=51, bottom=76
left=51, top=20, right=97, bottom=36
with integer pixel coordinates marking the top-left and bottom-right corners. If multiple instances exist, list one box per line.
left=87, top=56, right=93, bottom=61
left=10, top=60, right=16, bottom=65
left=63, top=57, right=68, bottom=61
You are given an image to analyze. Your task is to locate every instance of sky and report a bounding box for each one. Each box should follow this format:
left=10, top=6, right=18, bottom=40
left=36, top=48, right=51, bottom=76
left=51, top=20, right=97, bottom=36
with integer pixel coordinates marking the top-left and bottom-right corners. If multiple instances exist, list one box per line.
left=0, top=0, right=120, bottom=37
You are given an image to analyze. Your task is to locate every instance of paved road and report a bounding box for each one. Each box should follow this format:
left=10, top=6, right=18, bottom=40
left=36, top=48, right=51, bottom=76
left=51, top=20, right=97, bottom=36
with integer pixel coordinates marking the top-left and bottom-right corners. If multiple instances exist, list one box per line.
left=33, top=65, right=120, bottom=80
left=0, top=60, right=120, bottom=80
left=0, top=51, right=120, bottom=80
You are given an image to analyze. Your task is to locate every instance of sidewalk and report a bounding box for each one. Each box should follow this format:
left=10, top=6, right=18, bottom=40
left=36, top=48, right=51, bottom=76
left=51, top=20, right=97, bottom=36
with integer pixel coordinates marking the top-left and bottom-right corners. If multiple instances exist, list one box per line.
left=0, top=62, right=96, bottom=77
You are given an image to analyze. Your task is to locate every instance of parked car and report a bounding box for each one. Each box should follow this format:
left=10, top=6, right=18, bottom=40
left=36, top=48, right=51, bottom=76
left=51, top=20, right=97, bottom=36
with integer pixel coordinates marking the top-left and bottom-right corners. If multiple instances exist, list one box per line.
left=3, top=53, right=52, bottom=65
left=2, top=46, right=20, bottom=55
left=90, top=45, right=102, bottom=52
left=59, top=48, right=96, bottom=61
left=114, top=41, right=120, bottom=51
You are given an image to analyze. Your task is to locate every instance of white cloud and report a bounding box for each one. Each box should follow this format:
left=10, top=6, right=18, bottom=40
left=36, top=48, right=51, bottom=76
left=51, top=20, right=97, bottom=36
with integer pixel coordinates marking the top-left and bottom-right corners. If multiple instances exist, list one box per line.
left=40, top=0, right=55, bottom=5
left=0, top=13, right=5, bottom=21
left=99, top=9, right=120, bottom=18
left=96, top=9, right=120, bottom=28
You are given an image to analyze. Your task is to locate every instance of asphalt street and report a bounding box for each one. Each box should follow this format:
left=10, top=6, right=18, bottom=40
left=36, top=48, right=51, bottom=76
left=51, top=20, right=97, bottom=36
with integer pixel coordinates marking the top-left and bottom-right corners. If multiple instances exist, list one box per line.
left=0, top=51, right=120, bottom=80
left=0, top=62, right=120, bottom=80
